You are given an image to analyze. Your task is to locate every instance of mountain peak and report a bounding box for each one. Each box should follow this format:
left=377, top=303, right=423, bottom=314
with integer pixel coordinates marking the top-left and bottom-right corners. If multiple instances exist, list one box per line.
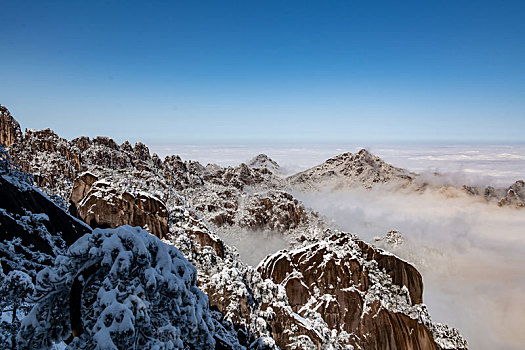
left=288, top=149, right=412, bottom=190
left=248, top=153, right=280, bottom=172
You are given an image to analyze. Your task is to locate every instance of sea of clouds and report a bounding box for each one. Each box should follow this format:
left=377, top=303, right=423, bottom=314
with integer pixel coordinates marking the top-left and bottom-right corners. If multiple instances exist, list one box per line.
left=150, top=143, right=525, bottom=349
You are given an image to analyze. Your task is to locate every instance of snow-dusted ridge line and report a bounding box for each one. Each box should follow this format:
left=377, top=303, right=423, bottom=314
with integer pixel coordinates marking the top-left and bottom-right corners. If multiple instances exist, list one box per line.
left=0, top=105, right=468, bottom=348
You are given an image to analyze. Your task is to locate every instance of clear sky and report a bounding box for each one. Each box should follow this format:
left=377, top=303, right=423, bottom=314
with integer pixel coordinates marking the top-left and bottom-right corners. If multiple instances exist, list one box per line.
left=1, top=1, right=524, bottom=144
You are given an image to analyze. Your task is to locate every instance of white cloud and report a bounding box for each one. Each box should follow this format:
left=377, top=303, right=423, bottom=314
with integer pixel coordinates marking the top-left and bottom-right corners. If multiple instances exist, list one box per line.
left=294, top=187, right=525, bottom=350
left=149, top=142, right=525, bottom=348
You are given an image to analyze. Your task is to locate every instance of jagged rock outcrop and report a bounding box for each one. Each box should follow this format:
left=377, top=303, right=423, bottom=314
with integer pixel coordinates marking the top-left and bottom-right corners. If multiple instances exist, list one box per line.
left=0, top=163, right=262, bottom=349
left=70, top=171, right=99, bottom=205
left=0, top=105, right=22, bottom=147
left=258, top=232, right=466, bottom=349
left=248, top=154, right=280, bottom=173
left=374, top=230, right=405, bottom=249
left=239, top=191, right=310, bottom=232
left=288, top=149, right=415, bottom=190
left=463, top=180, right=525, bottom=208
left=203, top=162, right=283, bottom=190
left=498, top=180, right=525, bottom=207
left=186, top=187, right=319, bottom=236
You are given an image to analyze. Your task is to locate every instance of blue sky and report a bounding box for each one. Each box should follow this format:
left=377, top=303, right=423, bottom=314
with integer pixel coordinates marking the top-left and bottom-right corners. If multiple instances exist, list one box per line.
left=1, top=1, right=524, bottom=144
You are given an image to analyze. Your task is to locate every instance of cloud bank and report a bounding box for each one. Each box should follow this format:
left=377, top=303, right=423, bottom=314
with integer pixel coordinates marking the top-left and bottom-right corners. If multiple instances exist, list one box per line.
left=294, top=187, right=525, bottom=350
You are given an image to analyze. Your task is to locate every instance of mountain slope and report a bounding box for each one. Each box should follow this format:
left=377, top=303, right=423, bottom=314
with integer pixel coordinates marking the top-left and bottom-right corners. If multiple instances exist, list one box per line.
left=287, top=149, right=415, bottom=190
left=1, top=105, right=468, bottom=349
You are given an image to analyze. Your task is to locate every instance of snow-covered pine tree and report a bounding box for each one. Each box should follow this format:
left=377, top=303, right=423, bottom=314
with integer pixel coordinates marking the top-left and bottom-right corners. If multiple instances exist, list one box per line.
left=0, top=267, right=35, bottom=349
left=17, top=225, right=216, bottom=349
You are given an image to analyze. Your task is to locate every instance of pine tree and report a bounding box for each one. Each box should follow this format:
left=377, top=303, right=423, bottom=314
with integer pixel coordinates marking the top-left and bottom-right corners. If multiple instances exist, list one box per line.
left=0, top=267, right=34, bottom=349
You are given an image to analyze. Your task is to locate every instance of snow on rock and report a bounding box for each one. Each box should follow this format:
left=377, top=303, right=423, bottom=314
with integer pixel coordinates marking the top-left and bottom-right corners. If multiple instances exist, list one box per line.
left=497, top=180, right=525, bottom=207
left=374, top=230, right=405, bottom=249
left=17, top=226, right=216, bottom=350
left=74, top=177, right=169, bottom=238
left=287, top=149, right=415, bottom=191
left=0, top=169, right=90, bottom=277
left=248, top=154, right=281, bottom=174
left=1, top=106, right=471, bottom=349
left=258, top=231, right=468, bottom=349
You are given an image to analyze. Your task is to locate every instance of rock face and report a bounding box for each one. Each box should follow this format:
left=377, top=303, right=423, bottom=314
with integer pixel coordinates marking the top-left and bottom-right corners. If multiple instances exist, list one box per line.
left=462, top=180, right=525, bottom=208
left=202, top=162, right=282, bottom=190
left=288, top=149, right=415, bottom=190
left=72, top=176, right=169, bottom=238
left=258, top=233, right=464, bottom=349
left=498, top=180, right=525, bottom=207
left=238, top=191, right=310, bottom=231
left=0, top=106, right=22, bottom=147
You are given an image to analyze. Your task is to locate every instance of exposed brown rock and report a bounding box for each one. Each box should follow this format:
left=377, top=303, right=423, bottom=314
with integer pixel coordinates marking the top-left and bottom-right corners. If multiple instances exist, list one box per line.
left=71, top=136, right=92, bottom=152
left=92, top=136, right=119, bottom=150
left=184, top=218, right=225, bottom=258
left=133, top=142, right=151, bottom=161
left=71, top=172, right=99, bottom=205
left=76, top=181, right=168, bottom=238
left=0, top=105, right=22, bottom=147
left=357, top=302, right=438, bottom=350
left=357, top=240, right=423, bottom=304
left=239, top=191, right=309, bottom=232
left=258, top=233, right=436, bottom=349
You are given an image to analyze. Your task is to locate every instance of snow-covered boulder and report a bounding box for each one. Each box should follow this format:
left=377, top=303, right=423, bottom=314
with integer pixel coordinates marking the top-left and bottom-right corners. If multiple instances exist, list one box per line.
left=73, top=177, right=169, bottom=238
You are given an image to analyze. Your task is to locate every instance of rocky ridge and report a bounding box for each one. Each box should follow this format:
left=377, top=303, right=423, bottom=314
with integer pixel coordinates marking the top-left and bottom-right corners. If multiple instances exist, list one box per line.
left=0, top=106, right=467, bottom=348
left=287, top=148, right=525, bottom=208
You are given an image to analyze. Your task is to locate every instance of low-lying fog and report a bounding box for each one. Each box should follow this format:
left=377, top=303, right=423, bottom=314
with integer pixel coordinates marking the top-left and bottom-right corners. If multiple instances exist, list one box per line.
left=294, top=187, right=525, bottom=350
left=216, top=227, right=288, bottom=267
left=161, top=144, right=525, bottom=349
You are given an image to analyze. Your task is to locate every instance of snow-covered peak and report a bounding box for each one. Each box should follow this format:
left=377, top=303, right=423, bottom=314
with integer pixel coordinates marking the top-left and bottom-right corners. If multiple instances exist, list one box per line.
left=287, top=149, right=414, bottom=190
left=248, top=154, right=280, bottom=173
